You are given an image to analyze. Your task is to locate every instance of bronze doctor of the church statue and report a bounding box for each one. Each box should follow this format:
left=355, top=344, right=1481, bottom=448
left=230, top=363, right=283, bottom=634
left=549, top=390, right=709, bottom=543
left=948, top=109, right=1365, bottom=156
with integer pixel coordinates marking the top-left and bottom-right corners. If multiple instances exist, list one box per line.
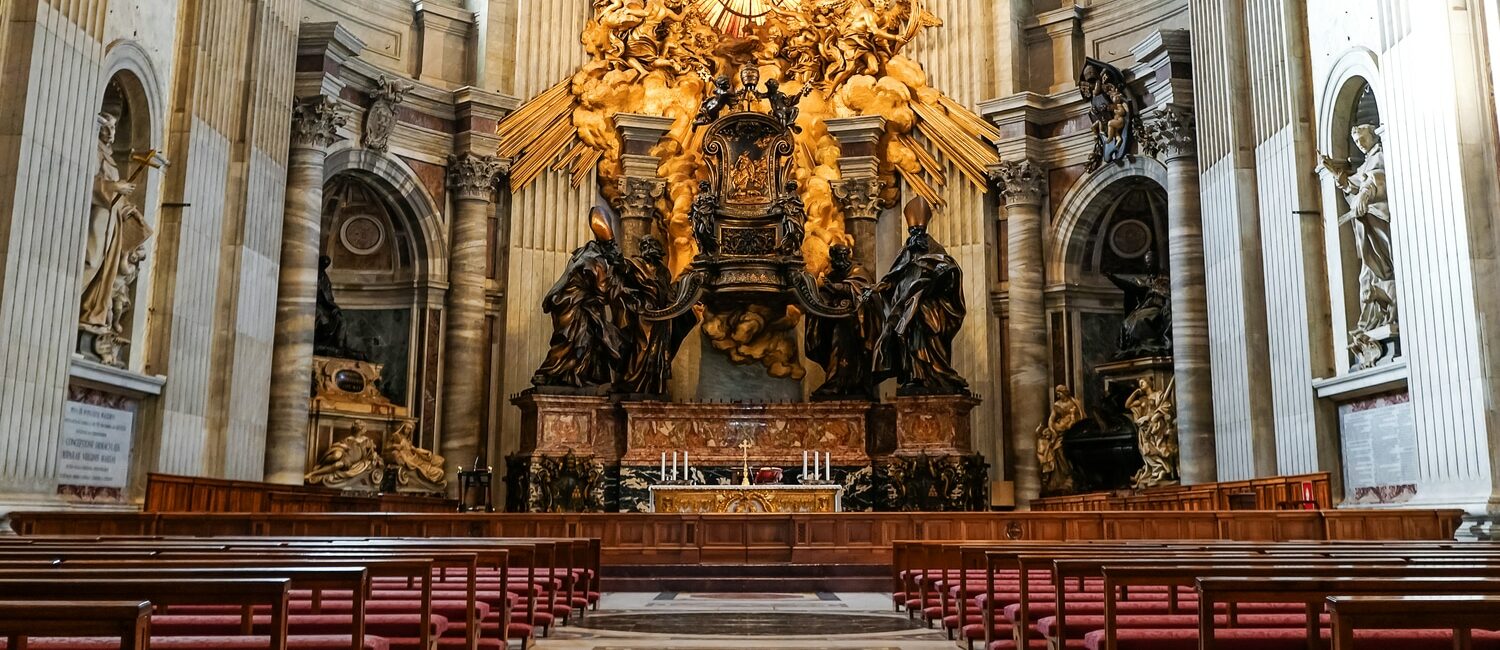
left=873, top=197, right=969, bottom=395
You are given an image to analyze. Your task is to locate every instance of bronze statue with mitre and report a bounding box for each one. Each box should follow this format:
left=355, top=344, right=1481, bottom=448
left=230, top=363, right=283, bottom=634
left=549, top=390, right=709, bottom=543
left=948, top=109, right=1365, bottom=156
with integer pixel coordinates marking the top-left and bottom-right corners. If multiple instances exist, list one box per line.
left=532, top=208, right=626, bottom=390
left=873, top=197, right=969, bottom=395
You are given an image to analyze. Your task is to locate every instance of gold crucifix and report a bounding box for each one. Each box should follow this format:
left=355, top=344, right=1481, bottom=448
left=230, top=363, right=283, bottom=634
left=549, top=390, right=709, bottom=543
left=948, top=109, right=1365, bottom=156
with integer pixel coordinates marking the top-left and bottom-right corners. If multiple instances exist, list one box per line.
left=738, top=439, right=752, bottom=486
left=108, top=148, right=169, bottom=210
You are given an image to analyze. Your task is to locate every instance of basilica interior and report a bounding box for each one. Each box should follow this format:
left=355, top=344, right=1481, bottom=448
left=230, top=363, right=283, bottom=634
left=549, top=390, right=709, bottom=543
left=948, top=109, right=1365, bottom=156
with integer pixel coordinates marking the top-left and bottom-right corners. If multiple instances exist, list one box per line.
left=2, top=0, right=1500, bottom=648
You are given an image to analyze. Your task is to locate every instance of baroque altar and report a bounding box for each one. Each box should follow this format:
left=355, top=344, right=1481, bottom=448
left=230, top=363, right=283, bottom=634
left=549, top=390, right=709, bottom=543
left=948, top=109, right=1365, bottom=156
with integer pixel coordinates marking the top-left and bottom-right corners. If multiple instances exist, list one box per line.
left=505, top=50, right=992, bottom=514
left=651, top=484, right=843, bottom=514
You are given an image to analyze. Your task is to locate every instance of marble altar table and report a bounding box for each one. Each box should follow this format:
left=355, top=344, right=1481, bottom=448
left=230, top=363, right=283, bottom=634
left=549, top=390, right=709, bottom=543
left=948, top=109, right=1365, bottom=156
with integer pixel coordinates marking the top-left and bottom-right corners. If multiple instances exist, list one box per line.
left=650, top=484, right=843, bottom=513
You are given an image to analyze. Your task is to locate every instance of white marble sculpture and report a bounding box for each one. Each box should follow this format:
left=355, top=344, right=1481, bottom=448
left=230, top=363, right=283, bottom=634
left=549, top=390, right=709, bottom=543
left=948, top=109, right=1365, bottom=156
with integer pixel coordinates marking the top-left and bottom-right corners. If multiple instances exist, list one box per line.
left=1320, top=124, right=1396, bottom=368
left=80, top=112, right=155, bottom=367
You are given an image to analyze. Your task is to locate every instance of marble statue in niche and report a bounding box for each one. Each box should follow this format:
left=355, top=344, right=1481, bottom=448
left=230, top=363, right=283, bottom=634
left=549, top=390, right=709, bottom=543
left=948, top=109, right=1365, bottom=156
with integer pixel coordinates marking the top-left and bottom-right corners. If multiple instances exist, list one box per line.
left=1320, top=124, right=1397, bottom=369
left=873, top=197, right=969, bottom=395
left=1037, top=385, right=1084, bottom=495
left=1125, top=376, right=1179, bottom=489
left=384, top=420, right=447, bottom=493
left=304, top=420, right=385, bottom=491
left=806, top=244, right=883, bottom=401
left=1106, top=251, right=1172, bottom=359
left=80, top=112, right=160, bottom=368
left=532, top=208, right=626, bottom=390
left=363, top=76, right=412, bottom=153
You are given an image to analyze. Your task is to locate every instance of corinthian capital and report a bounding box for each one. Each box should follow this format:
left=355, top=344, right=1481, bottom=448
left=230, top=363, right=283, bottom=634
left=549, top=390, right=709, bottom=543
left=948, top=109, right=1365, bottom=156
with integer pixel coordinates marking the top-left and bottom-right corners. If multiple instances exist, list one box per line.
left=831, top=177, right=886, bottom=222
left=290, top=96, right=347, bottom=149
left=991, top=159, right=1047, bottom=208
left=615, top=176, right=666, bottom=220
left=447, top=154, right=507, bottom=201
left=1142, top=105, right=1197, bottom=162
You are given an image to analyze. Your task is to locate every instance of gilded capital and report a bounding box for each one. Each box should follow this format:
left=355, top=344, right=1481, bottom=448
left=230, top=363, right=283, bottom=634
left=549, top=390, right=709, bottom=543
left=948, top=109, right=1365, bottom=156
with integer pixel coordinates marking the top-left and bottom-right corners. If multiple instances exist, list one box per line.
left=831, top=177, right=885, bottom=222
left=447, top=154, right=507, bottom=201
left=992, top=159, right=1047, bottom=207
left=1142, top=105, right=1197, bottom=162
left=290, top=96, right=347, bottom=150
left=615, top=176, right=666, bottom=220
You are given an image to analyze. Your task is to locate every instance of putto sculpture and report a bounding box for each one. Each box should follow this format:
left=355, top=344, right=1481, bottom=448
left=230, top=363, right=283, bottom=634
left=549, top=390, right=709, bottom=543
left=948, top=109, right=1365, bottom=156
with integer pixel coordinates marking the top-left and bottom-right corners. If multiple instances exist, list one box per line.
left=1319, top=124, right=1396, bottom=369
left=1079, top=58, right=1140, bottom=171
left=873, top=197, right=969, bottom=395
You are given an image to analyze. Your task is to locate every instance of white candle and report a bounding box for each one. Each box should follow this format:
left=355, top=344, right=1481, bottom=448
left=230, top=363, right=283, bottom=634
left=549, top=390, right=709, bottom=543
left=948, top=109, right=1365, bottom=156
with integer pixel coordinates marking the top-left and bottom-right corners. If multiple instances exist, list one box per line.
left=671, top=451, right=678, bottom=480
left=660, top=452, right=666, bottom=480
left=684, top=451, right=690, bottom=483
left=811, top=451, right=819, bottom=480
left=825, top=452, right=832, bottom=481
left=802, top=451, right=808, bottom=478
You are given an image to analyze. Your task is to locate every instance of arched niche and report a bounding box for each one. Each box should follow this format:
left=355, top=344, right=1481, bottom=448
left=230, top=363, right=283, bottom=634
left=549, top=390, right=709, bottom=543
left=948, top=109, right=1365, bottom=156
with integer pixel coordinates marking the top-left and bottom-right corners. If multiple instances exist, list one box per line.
left=77, top=41, right=166, bottom=371
left=1317, top=48, right=1397, bottom=373
left=1044, top=163, right=1170, bottom=420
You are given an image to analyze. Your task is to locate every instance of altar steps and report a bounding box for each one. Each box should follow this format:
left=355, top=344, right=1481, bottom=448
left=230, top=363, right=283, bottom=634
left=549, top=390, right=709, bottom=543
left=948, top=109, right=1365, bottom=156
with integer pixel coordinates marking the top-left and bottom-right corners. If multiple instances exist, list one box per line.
left=602, top=563, right=889, bottom=593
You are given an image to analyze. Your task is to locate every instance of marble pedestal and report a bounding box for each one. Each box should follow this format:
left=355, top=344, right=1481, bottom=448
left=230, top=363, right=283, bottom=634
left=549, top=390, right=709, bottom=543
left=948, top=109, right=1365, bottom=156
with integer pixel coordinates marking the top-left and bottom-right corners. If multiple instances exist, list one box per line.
left=505, top=391, right=625, bottom=512
left=878, top=394, right=988, bottom=511
left=892, top=394, right=980, bottom=455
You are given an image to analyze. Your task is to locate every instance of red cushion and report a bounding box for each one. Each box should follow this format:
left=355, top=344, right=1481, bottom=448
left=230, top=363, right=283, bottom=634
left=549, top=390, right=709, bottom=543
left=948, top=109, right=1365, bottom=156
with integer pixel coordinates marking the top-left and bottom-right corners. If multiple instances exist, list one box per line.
left=0, top=635, right=392, bottom=650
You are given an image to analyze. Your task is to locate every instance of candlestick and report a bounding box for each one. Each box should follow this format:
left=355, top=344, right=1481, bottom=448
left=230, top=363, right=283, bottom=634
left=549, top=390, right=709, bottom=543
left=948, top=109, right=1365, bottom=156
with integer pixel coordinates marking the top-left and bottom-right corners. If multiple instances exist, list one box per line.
left=671, top=451, right=678, bottom=481
left=824, top=452, right=831, bottom=481
left=660, top=452, right=666, bottom=481
left=802, top=451, right=808, bottom=479
left=684, top=451, right=690, bottom=484
left=811, top=450, right=819, bottom=481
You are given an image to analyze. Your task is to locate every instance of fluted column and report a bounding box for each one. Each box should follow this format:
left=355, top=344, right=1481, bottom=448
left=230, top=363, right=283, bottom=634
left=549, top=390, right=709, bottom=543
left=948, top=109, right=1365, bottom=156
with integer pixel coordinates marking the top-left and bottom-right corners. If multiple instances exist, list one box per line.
left=441, top=154, right=505, bottom=490
left=994, top=159, right=1047, bottom=507
left=832, top=177, right=885, bottom=274
left=1144, top=105, right=1217, bottom=484
left=265, top=97, right=346, bottom=484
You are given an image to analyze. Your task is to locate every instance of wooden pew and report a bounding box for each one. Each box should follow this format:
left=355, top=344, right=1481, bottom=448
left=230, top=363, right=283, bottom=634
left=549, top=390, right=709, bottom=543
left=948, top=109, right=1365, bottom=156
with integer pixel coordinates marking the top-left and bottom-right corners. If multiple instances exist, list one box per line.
left=1196, top=576, right=1500, bottom=650
left=0, top=600, right=152, bottom=650
left=0, top=578, right=291, bottom=650
left=1327, top=595, right=1500, bottom=650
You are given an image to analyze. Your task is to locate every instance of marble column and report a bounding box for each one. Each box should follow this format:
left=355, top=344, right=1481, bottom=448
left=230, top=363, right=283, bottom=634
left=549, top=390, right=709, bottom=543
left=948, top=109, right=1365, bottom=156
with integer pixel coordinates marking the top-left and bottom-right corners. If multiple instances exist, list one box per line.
left=994, top=159, right=1047, bottom=508
left=441, top=154, right=506, bottom=491
left=613, top=114, right=673, bottom=256
left=264, top=97, right=346, bottom=485
left=1144, top=105, right=1218, bottom=485
left=826, top=116, right=888, bottom=273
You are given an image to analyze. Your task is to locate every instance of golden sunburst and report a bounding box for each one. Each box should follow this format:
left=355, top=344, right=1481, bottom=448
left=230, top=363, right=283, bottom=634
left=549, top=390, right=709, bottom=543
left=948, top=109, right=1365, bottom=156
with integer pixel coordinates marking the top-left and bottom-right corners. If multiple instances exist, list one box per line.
left=694, top=0, right=792, bottom=37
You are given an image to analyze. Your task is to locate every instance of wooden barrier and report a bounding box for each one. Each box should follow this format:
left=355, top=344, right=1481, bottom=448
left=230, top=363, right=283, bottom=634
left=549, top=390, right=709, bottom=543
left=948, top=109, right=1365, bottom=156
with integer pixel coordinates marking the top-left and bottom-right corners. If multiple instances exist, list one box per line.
left=7, top=509, right=1463, bottom=567
left=1031, top=472, right=1333, bottom=512
left=144, top=473, right=457, bottom=514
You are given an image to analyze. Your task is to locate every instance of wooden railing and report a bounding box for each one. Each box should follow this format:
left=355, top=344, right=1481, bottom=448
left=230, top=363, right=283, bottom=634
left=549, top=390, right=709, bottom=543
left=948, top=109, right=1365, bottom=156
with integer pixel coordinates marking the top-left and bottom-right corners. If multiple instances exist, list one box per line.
left=143, top=473, right=457, bottom=514
left=7, top=508, right=1464, bottom=566
left=1030, top=472, right=1332, bottom=512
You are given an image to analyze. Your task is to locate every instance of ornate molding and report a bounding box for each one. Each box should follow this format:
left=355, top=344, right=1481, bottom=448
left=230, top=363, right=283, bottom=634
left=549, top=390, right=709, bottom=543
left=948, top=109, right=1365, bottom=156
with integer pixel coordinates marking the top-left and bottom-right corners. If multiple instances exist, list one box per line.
left=446, top=154, right=507, bottom=201
left=364, top=76, right=413, bottom=153
left=831, top=177, right=885, bottom=222
left=1141, top=105, right=1197, bottom=162
left=615, top=176, right=666, bottom=220
left=290, top=96, right=347, bottom=150
left=991, top=159, right=1047, bottom=208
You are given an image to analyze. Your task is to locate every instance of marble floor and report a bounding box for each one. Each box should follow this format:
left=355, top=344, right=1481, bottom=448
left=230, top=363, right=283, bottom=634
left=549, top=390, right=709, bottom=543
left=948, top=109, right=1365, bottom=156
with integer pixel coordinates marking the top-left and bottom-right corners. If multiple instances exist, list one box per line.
left=536, top=592, right=954, bottom=649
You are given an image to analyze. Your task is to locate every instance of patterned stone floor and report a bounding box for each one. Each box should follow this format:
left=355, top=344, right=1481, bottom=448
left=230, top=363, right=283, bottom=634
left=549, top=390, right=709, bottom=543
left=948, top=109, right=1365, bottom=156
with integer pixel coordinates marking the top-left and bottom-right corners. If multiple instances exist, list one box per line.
left=535, top=593, right=953, bottom=649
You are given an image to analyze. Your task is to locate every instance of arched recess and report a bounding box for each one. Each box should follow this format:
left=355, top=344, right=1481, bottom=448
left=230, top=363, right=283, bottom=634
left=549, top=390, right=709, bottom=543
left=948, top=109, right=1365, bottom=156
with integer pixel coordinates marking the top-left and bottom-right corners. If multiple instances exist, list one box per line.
left=1047, top=157, right=1169, bottom=285
left=88, top=40, right=166, bottom=372
left=318, top=145, right=449, bottom=445
left=322, top=146, right=448, bottom=282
